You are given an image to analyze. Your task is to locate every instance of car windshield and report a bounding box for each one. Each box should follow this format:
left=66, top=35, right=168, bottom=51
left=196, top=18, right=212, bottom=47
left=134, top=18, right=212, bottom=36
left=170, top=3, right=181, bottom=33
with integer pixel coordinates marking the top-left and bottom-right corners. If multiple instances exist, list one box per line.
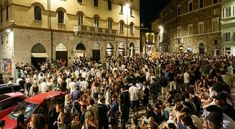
left=9, top=101, right=38, bottom=120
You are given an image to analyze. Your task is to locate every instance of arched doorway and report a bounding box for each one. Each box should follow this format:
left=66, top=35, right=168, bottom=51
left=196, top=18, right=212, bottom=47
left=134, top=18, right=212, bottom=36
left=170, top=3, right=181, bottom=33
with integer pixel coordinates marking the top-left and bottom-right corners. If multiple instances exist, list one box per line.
left=31, top=43, right=48, bottom=69
left=129, top=43, right=135, bottom=57
left=199, top=43, right=205, bottom=55
left=75, top=43, right=86, bottom=57
left=118, top=43, right=125, bottom=56
left=92, top=43, right=100, bottom=61
left=106, top=43, right=114, bottom=57
left=56, top=43, right=67, bottom=65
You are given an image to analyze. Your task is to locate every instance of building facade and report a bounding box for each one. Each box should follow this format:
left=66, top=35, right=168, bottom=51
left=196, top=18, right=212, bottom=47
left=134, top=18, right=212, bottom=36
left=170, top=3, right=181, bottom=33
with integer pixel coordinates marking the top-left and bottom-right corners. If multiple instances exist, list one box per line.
left=0, top=0, right=140, bottom=76
left=221, top=0, right=235, bottom=55
left=152, top=0, right=222, bottom=55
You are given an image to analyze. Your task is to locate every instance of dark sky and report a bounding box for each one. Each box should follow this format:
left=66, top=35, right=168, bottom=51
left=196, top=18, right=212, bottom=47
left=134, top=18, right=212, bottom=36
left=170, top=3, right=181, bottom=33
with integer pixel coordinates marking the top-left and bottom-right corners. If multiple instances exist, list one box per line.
left=140, top=0, right=170, bottom=29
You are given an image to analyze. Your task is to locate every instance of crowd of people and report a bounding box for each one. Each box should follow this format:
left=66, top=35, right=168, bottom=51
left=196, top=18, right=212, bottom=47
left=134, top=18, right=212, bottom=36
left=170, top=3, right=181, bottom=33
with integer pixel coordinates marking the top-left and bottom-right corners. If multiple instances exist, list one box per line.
left=0, top=53, right=235, bottom=129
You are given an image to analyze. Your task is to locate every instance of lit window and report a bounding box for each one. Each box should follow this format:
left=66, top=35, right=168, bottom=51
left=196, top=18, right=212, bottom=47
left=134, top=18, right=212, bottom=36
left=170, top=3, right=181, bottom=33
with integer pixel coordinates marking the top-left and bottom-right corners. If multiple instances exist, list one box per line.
left=94, top=17, right=99, bottom=27
left=108, top=0, right=112, bottom=10
left=225, top=7, right=231, bottom=18
left=34, top=6, right=42, bottom=21
left=78, top=14, right=83, bottom=26
left=58, top=10, right=64, bottom=23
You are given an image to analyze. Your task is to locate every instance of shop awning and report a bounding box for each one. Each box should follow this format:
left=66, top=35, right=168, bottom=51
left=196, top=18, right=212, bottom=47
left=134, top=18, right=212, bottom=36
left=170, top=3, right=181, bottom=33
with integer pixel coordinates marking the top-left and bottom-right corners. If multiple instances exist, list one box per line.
left=31, top=53, right=48, bottom=58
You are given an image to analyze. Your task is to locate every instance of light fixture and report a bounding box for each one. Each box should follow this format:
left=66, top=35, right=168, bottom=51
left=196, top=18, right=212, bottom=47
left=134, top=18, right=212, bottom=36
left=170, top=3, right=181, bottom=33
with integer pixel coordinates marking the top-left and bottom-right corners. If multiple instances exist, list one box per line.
left=6, top=29, right=11, bottom=33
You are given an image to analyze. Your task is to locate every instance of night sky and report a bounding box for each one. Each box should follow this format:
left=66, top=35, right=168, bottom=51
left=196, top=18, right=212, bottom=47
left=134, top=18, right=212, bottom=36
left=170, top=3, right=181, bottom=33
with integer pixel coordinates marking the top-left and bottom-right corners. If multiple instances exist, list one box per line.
left=140, top=0, right=170, bottom=29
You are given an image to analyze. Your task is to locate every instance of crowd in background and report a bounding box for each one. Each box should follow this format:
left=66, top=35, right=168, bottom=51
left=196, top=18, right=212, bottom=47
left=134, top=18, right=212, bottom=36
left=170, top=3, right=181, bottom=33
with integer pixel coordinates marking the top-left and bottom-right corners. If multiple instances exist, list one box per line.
left=0, top=53, right=235, bottom=129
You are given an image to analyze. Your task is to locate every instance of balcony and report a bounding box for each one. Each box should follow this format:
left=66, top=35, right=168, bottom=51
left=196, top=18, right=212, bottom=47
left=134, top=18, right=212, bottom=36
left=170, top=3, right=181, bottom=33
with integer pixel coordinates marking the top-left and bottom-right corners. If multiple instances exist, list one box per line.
left=75, top=25, right=117, bottom=36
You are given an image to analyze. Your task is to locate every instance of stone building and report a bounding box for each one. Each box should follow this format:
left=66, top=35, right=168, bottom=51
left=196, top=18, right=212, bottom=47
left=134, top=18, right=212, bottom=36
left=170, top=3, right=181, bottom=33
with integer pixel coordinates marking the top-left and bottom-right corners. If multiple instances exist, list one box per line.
left=0, top=0, right=140, bottom=76
left=221, top=0, right=235, bottom=55
left=152, top=0, right=222, bottom=55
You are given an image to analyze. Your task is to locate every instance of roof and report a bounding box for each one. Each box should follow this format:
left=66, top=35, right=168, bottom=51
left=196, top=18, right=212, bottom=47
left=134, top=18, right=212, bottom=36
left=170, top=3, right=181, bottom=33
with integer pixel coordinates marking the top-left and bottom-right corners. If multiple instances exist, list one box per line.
left=25, top=91, right=64, bottom=104
left=0, top=92, right=25, bottom=102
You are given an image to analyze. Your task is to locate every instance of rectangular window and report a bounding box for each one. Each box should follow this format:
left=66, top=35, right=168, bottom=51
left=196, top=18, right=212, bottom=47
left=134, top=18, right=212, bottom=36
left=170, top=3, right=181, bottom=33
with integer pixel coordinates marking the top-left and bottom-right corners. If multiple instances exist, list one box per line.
left=188, top=1, right=193, bottom=12
left=0, top=6, right=2, bottom=22
left=188, top=24, right=193, bottom=35
left=177, top=27, right=181, bottom=37
left=108, top=0, right=112, bottom=10
left=198, top=22, right=204, bottom=34
left=213, top=0, right=218, bottom=4
left=130, top=8, right=133, bottom=16
left=94, top=0, right=98, bottom=7
left=94, top=17, right=99, bottom=27
left=120, top=22, right=124, bottom=33
left=78, top=14, right=83, bottom=26
left=212, top=18, right=219, bottom=32
left=78, top=0, right=82, bottom=3
left=223, top=32, right=231, bottom=42
left=226, top=7, right=231, bottom=18
left=233, top=32, right=235, bottom=41
left=177, top=5, right=181, bottom=15
left=108, top=20, right=112, bottom=30
left=120, top=4, right=123, bottom=14
left=199, top=0, right=204, bottom=8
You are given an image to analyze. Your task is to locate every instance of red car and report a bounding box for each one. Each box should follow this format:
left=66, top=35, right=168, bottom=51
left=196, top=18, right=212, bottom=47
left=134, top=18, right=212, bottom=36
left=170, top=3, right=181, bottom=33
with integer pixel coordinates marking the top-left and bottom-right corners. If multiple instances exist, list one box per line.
left=2, top=91, right=65, bottom=129
left=0, top=92, right=26, bottom=119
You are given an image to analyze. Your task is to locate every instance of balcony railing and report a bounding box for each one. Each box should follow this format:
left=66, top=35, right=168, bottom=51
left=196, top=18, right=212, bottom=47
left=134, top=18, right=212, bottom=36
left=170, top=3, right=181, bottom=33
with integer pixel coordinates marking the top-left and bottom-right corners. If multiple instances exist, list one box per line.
left=76, top=25, right=117, bottom=35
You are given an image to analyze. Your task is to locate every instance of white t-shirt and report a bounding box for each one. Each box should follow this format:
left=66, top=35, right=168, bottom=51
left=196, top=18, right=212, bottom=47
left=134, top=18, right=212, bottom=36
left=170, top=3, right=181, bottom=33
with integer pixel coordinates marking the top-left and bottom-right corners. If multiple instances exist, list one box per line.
left=129, top=85, right=139, bottom=101
left=183, top=72, right=190, bottom=84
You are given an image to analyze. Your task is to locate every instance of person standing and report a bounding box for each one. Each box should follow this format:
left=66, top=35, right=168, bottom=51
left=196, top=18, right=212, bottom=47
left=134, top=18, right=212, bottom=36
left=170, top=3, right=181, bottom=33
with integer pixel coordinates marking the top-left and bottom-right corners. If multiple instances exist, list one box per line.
left=120, top=86, right=130, bottom=129
left=17, top=107, right=26, bottom=129
left=0, top=74, right=4, bottom=84
left=97, top=97, right=109, bottom=129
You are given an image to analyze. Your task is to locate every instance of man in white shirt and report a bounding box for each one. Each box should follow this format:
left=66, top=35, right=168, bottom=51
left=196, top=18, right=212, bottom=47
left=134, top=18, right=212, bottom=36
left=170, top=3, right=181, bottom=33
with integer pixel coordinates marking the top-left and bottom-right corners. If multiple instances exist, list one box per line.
left=68, top=78, right=77, bottom=94
left=183, top=69, right=190, bottom=90
left=39, top=79, right=48, bottom=93
left=129, top=83, right=139, bottom=115
left=80, top=78, right=88, bottom=95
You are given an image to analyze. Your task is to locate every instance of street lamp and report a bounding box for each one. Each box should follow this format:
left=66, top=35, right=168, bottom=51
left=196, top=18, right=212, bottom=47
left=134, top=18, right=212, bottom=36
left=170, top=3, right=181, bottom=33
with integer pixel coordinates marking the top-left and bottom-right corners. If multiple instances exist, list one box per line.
left=124, top=3, right=130, bottom=56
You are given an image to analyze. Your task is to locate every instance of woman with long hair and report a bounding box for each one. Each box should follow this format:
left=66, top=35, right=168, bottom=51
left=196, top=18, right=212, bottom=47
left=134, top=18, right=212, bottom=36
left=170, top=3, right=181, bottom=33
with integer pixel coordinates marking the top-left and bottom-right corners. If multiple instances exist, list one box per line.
left=54, top=104, right=66, bottom=129
left=85, top=113, right=98, bottom=129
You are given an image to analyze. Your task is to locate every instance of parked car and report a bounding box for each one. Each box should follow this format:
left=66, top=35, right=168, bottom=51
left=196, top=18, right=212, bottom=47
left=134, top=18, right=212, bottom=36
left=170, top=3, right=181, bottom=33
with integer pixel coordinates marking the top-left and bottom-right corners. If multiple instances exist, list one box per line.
left=0, top=84, right=24, bottom=95
left=0, top=92, right=26, bottom=119
left=2, top=91, right=65, bottom=129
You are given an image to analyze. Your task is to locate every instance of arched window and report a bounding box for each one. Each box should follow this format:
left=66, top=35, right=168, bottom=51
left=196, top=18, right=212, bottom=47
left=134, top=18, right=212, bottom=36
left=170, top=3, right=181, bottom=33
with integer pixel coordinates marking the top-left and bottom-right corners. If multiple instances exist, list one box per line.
left=94, top=17, right=99, bottom=27
left=78, top=13, right=83, bottom=26
left=108, top=19, right=112, bottom=30
left=120, top=21, right=124, bottom=33
left=34, top=6, right=42, bottom=21
left=130, top=22, right=134, bottom=34
left=58, top=10, right=64, bottom=23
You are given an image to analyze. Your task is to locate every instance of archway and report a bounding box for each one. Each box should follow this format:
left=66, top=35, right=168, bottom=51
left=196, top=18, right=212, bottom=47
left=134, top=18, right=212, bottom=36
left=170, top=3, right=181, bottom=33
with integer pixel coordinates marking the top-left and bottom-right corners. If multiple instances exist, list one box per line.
left=31, top=43, right=48, bottom=69
left=56, top=43, right=67, bottom=65
left=92, top=43, right=100, bottom=61
left=129, top=42, right=135, bottom=57
left=75, top=43, right=86, bottom=57
left=118, top=43, right=125, bottom=56
left=106, top=43, right=114, bottom=57
left=199, top=43, right=205, bottom=55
